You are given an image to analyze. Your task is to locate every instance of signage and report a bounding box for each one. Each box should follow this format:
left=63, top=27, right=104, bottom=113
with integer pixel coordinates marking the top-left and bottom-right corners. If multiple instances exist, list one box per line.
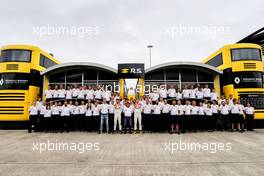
left=118, top=63, right=145, bottom=78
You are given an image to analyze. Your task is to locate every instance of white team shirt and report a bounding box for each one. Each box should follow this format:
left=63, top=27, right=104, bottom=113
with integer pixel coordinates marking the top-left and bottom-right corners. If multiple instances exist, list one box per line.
left=210, top=92, right=218, bottom=101
left=189, top=89, right=196, bottom=98
left=58, top=89, right=66, bottom=98
left=143, top=104, right=152, bottom=114
left=203, top=88, right=211, bottom=98
left=159, top=89, right=167, bottom=98
left=61, top=106, right=70, bottom=116
left=123, top=106, right=133, bottom=117
left=152, top=104, right=161, bottom=114
left=220, top=105, right=229, bottom=115
left=72, top=88, right=80, bottom=98
left=182, top=89, right=190, bottom=98
left=184, top=105, right=192, bottom=115
left=170, top=105, right=178, bottom=115
left=191, top=106, right=199, bottom=115
left=211, top=104, right=219, bottom=114
left=244, top=107, right=254, bottom=115
left=162, top=104, right=171, bottom=113
left=168, top=88, right=176, bottom=98
left=45, top=90, right=53, bottom=99
left=86, top=90, right=94, bottom=100
left=196, top=91, right=204, bottom=99
left=51, top=106, right=60, bottom=115
left=29, top=106, right=38, bottom=115
left=44, top=109, right=52, bottom=118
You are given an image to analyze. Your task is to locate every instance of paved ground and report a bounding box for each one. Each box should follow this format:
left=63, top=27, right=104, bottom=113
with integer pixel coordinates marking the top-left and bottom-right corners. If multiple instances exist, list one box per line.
left=0, top=130, right=264, bottom=176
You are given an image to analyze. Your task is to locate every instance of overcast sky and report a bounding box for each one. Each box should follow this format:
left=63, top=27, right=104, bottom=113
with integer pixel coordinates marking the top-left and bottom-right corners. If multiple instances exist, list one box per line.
left=0, top=0, right=263, bottom=69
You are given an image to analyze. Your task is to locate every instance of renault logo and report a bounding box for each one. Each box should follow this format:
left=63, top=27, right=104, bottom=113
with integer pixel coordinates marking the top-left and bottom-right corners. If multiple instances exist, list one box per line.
left=234, top=77, right=240, bottom=84
left=121, top=68, right=129, bottom=73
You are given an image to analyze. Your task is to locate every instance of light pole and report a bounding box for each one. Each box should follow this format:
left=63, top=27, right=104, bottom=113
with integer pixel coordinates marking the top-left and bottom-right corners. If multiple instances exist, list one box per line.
left=147, top=45, right=153, bottom=68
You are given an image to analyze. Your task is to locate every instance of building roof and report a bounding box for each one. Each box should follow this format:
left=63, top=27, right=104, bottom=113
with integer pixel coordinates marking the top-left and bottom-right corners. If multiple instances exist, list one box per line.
left=145, top=61, right=223, bottom=74
left=41, top=62, right=117, bottom=75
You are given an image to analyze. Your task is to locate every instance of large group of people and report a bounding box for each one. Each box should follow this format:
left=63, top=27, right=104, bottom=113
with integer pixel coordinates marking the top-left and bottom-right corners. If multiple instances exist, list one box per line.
left=28, top=84, right=255, bottom=134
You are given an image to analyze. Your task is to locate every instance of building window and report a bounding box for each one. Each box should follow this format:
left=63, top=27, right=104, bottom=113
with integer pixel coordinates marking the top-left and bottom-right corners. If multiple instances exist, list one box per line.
left=181, top=69, right=197, bottom=82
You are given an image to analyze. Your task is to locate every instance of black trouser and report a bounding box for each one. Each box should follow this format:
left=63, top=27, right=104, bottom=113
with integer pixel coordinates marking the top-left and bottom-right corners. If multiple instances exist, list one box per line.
left=28, top=115, right=38, bottom=133
left=85, top=115, right=92, bottom=131
left=181, top=115, right=187, bottom=133
left=246, top=114, right=254, bottom=131
left=44, top=117, right=51, bottom=132
left=142, top=113, right=150, bottom=132
left=152, top=114, right=160, bottom=132
left=72, top=114, right=79, bottom=130
left=162, top=113, right=169, bottom=132
left=109, top=113, right=114, bottom=132
left=62, top=115, right=70, bottom=132
left=79, top=114, right=85, bottom=131
left=38, top=115, right=45, bottom=132
left=212, top=113, right=218, bottom=130
left=190, top=115, right=197, bottom=131
left=222, top=114, right=229, bottom=131
left=124, top=116, right=132, bottom=133
left=93, top=115, right=100, bottom=131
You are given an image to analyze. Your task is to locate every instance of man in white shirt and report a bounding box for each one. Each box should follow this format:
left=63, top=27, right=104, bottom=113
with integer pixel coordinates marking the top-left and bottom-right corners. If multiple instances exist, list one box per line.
left=182, top=85, right=190, bottom=99
left=58, top=85, right=66, bottom=100
left=167, top=85, right=176, bottom=99
left=196, top=87, right=204, bottom=99
left=142, top=100, right=152, bottom=132
left=230, top=99, right=240, bottom=132
left=28, top=102, right=39, bottom=133
left=244, top=102, right=255, bottom=131
left=169, top=100, right=178, bottom=134
left=51, top=102, right=60, bottom=132
left=45, top=86, right=53, bottom=102
left=210, top=89, right=218, bottom=101
left=189, top=85, right=196, bottom=99
left=72, top=101, right=80, bottom=131
left=113, top=99, right=123, bottom=132
left=159, top=86, right=168, bottom=99
left=38, top=101, right=46, bottom=132
left=61, top=101, right=71, bottom=132
left=72, top=85, right=80, bottom=99
left=161, top=100, right=170, bottom=132
left=78, top=86, right=86, bottom=100
left=219, top=101, right=230, bottom=131
left=66, top=86, right=72, bottom=100
left=94, top=87, right=102, bottom=101
left=123, top=101, right=134, bottom=134
left=152, top=101, right=162, bottom=132
left=190, top=100, right=199, bottom=131
left=86, top=86, right=94, bottom=101
left=211, top=101, right=219, bottom=131
left=99, top=98, right=109, bottom=134
left=183, top=101, right=192, bottom=132
left=52, top=85, right=59, bottom=100
left=134, top=100, right=143, bottom=133
left=203, top=84, right=211, bottom=100
left=108, top=100, right=115, bottom=133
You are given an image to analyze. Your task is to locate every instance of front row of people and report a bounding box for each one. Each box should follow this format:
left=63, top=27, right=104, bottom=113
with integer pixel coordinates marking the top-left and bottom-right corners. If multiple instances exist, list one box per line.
left=28, top=98, right=255, bottom=134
